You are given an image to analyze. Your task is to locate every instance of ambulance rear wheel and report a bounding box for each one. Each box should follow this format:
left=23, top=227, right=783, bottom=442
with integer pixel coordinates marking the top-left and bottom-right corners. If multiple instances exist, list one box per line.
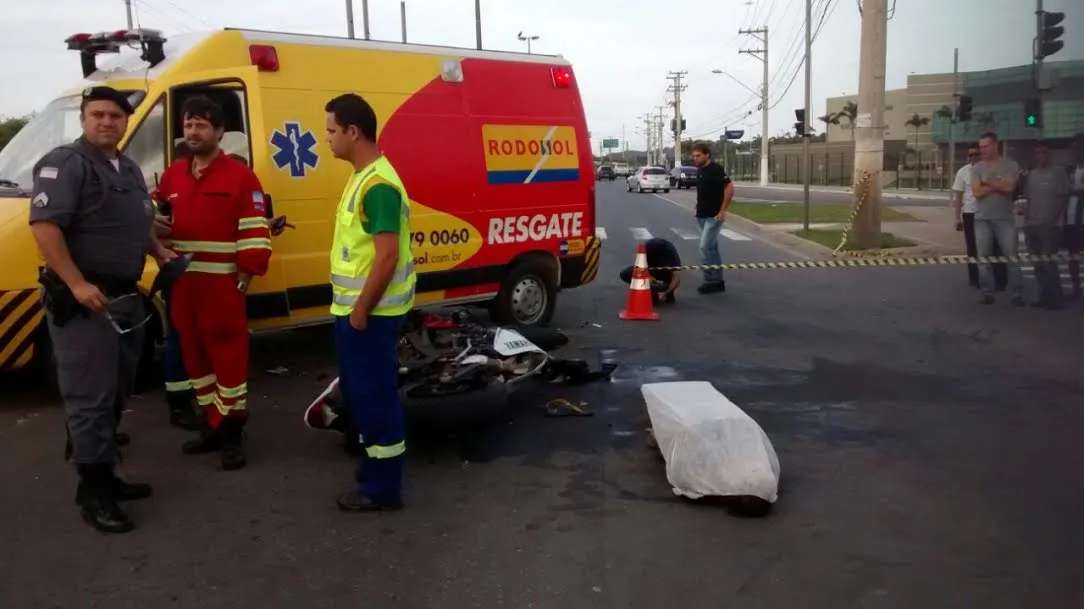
left=490, top=260, right=557, bottom=327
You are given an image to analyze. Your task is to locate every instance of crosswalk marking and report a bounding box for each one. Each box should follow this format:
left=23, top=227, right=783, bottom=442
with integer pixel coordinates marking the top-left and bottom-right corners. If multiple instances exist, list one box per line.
left=721, top=228, right=752, bottom=241
left=591, top=226, right=753, bottom=242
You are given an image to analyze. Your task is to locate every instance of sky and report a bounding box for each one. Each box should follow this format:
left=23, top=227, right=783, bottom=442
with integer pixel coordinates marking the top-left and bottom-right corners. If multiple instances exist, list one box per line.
left=1, top=0, right=1081, bottom=152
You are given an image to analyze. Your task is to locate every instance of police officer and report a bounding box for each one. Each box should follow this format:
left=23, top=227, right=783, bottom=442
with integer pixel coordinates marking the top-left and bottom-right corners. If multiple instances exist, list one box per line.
left=29, top=86, right=177, bottom=534
left=325, top=93, right=416, bottom=512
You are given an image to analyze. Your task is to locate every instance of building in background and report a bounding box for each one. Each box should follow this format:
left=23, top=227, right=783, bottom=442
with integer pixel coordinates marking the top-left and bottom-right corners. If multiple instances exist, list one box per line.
left=761, top=58, right=1083, bottom=189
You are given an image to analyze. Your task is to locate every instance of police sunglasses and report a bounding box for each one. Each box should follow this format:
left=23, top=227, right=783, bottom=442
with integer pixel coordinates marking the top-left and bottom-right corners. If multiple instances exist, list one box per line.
left=102, top=293, right=154, bottom=335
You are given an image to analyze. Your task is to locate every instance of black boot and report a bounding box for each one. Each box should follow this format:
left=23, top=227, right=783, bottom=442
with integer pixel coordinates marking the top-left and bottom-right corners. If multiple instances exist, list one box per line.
left=167, top=392, right=205, bottom=431
left=182, top=427, right=223, bottom=455
left=75, top=464, right=135, bottom=534
left=219, top=418, right=248, bottom=471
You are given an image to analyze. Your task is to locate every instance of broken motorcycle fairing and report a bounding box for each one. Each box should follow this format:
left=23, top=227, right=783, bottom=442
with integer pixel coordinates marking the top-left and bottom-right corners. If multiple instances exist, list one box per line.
left=305, top=309, right=605, bottom=432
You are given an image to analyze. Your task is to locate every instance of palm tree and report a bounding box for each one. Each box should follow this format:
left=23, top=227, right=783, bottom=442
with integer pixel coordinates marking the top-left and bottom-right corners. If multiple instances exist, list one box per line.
left=934, top=105, right=954, bottom=121
left=836, top=101, right=858, bottom=140
left=818, top=112, right=840, bottom=137
left=905, top=113, right=930, bottom=151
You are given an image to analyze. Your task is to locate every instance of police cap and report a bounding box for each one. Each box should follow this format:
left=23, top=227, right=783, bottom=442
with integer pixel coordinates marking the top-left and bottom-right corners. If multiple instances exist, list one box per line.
left=81, top=86, right=135, bottom=115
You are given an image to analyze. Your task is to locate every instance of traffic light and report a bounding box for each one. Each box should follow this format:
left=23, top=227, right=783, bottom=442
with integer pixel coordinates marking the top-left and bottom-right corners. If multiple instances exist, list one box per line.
left=794, top=109, right=806, bottom=136
left=957, top=95, right=973, bottom=122
left=1023, top=98, right=1042, bottom=128
left=1036, top=11, right=1065, bottom=60
left=670, top=118, right=687, bottom=132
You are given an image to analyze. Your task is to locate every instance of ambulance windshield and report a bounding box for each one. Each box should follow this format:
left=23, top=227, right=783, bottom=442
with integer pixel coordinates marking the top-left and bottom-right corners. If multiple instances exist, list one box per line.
left=0, top=90, right=142, bottom=196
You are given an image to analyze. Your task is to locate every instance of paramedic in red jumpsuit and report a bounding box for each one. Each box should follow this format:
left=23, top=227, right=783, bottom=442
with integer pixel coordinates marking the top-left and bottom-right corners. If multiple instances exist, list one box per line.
left=157, top=95, right=272, bottom=471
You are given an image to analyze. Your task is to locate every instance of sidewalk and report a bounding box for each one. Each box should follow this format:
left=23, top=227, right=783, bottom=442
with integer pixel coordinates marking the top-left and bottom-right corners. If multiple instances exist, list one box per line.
left=733, top=180, right=952, bottom=201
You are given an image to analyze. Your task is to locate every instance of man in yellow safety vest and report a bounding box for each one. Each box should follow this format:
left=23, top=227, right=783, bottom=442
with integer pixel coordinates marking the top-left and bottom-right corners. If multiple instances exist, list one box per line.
left=324, top=93, right=416, bottom=512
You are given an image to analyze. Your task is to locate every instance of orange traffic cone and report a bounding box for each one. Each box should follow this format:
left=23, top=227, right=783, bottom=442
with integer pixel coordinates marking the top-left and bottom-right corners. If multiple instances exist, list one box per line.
left=619, top=243, right=660, bottom=321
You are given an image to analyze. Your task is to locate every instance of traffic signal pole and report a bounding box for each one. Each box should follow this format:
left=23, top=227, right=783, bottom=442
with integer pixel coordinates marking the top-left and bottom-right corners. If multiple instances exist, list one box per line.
left=949, top=48, right=958, bottom=182
left=802, top=0, right=812, bottom=231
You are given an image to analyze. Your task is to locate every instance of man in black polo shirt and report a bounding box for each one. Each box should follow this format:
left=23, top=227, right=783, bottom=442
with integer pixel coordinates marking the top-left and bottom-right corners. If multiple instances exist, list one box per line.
left=619, top=237, right=682, bottom=304
left=690, top=142, right=734, bottom=294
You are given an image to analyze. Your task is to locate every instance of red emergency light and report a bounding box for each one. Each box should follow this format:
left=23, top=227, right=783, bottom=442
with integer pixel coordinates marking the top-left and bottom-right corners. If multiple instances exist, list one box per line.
left=64, top=28, right=167, bottom=78
left=249, top=45, right=279, bottom=72
left=551, top=66, right=573, bottom=88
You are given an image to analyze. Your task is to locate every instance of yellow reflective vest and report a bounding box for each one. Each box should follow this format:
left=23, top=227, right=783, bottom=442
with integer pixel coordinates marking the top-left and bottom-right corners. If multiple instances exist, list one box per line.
left=329, top=156, right=416, bottom=318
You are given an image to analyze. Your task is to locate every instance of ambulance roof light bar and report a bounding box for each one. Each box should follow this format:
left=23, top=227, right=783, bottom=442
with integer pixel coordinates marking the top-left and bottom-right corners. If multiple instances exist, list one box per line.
left=65, top=29, right=167, bottom=78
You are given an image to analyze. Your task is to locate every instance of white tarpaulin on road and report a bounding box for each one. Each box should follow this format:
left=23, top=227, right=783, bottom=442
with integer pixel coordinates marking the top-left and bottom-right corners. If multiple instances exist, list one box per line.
left=641, top=381, right=780, bottom=503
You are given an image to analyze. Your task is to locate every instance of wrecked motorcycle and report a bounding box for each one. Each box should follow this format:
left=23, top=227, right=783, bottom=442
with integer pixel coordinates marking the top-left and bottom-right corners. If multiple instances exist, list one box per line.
left=304, top=309, right=615, bottom=436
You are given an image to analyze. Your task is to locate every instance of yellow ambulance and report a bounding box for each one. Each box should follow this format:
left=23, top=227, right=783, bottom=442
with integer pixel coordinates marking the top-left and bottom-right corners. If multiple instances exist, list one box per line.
left=0, top=28, right=600, bottom=380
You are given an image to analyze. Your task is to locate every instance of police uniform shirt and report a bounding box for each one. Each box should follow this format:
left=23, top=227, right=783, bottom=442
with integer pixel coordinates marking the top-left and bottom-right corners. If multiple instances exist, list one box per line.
left=29, top=136, right=155, bottom=281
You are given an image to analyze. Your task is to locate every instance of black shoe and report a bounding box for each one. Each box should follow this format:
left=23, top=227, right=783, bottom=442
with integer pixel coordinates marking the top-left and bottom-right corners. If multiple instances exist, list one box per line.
left=697, top=281, right=725, bottom=295
left=219, top=419, right=247, bottom=471
left=75, top=465, right=135, bottom=534
left=182, top=429, right=223, bottom=455
left=109, top=473, right=153, bottom=501
left=336, top=490, right=403, bottom=512
left=167, top=392, right=205, bottom=431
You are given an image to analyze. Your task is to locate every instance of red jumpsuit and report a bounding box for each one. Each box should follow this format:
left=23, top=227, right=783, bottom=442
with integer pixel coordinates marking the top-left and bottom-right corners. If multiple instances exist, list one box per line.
left=157, top=152, right=272, bottom=431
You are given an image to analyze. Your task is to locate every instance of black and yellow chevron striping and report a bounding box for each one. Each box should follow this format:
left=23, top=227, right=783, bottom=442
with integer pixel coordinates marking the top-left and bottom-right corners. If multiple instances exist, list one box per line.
left=648, top=252, right=1083, bottom=272
left=0, top=289, right=45, bottom=372
left=581, top=236, right=602, bottom=284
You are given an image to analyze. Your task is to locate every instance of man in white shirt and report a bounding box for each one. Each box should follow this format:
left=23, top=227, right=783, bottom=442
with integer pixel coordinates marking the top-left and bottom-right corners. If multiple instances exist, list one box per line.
left=953, top=144, right=1006, bottom=289
left=1065, top=133, right=1084, bottom=301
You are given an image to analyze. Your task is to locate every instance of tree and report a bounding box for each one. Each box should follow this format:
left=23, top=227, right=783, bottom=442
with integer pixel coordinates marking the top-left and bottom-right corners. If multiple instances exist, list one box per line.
left=836, top=101, right=858, bottom=140
left=818, top=113, right=840, bottom=144
left=934, top=105, right=954, bottom=121
left=905, top=113, right=930, bottom=151
left=0, top=115, right=30, bottom=152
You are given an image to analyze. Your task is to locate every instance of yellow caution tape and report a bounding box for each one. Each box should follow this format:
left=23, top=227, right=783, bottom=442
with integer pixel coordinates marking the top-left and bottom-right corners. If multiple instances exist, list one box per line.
left=648, top=252, right=1082, bottom=272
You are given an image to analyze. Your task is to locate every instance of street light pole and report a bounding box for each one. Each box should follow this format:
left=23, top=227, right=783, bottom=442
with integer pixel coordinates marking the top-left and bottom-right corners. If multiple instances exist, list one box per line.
left=802, top=0, right=812, bottom=230
left=345, top=0, right=355, bottom=38
left=517, top=32, right=539, bottom=54
left=475, top=0, right=482, bottom=49
left=738, top=27, right=770, bottom=186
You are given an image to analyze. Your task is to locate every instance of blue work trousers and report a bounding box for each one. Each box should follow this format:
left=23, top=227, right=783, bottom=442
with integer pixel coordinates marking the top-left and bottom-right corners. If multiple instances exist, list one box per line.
left=335, top=313, right=406, bottom=503
left=162, top=287, right=189, bottom=395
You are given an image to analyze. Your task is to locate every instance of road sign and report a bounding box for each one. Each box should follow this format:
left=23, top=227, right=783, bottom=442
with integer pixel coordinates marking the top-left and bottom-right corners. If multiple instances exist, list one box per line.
left=602, top=138, right=620, bottom=149
left=724, top=130, right=744, bottom=140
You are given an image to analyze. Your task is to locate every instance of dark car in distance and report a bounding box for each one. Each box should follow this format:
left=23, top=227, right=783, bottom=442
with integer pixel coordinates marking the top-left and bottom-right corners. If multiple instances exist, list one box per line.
left=596, top=165, right=616, bottom=181
left=670, top=165, right=698, bottom=189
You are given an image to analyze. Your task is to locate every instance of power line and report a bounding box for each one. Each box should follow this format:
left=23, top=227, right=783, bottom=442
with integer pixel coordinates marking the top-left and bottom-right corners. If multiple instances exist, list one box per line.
left=768, top=0, right=838, bottom=109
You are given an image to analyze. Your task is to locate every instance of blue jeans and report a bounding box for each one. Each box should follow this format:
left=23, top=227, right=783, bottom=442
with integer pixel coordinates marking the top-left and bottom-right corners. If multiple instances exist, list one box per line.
left=335, top=314, right=406, bottom=502
left=974, top=218, right=1022, bottom=297
left=697, top=217, right=724, bottom=283
left=1024, top=225, right=1063, bottom=306
left=161, top=287, right=190, bottom=395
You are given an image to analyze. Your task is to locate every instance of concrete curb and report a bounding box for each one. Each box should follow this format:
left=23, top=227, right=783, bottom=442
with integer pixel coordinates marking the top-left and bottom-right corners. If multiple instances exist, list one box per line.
left=727, top=213, right=957, bottom=259
left=733, top=181, right=950, bottom=201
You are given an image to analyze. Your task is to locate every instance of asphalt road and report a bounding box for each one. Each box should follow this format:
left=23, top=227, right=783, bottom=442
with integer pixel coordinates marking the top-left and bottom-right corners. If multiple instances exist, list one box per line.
left=732, top=183, right=952, bottom=207
left=2, top=181, right=1083, bottom=608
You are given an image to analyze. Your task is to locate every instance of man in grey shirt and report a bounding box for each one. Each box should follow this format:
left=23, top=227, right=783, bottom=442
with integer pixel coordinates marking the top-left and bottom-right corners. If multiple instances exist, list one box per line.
left=1022, top=142, right=1069, bottom=308
left=970, top=132, right=1024, bottom=305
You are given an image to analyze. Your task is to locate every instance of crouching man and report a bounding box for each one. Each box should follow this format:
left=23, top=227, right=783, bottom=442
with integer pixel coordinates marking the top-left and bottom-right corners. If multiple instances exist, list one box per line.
left=619, top=237, right=682, bottom=305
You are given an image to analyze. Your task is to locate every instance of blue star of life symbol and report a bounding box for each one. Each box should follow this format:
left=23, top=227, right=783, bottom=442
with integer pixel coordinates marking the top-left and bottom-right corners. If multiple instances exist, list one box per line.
left=270, top=122, right=319, bottom=178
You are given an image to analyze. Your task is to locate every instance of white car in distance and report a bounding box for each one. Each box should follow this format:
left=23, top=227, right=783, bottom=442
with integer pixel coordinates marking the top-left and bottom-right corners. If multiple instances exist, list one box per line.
left=626, top=166, right=670, bottom=193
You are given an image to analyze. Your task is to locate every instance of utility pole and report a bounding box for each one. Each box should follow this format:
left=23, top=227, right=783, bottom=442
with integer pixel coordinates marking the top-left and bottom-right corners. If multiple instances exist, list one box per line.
left=667, top=71, right=688, bottom=167
left=622, top=124, right=628, bottom=162
left=124, top=0, right=134, bottom=29
left=801, top=0, right=812, bottom=229
left=475, top=0, right=482, bottom=49
left=739, top=26, right=769, bottom=186
left=850, top=0, right=889, bottom=249
left=361, top=0, right=370, bottom=39
left=346, top=0, right=355, bottom=38
left=400, top=2, right=408, bottom=43
left=948, top=48, right=958, bottom=184
left=655, top=105, right=666, bottom=168
left=642, top=114, right=654, bottom=165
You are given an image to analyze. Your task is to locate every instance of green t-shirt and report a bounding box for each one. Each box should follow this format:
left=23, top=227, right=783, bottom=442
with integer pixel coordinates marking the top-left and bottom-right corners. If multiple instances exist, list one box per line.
left=360, top=182, right=402, bottom=235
